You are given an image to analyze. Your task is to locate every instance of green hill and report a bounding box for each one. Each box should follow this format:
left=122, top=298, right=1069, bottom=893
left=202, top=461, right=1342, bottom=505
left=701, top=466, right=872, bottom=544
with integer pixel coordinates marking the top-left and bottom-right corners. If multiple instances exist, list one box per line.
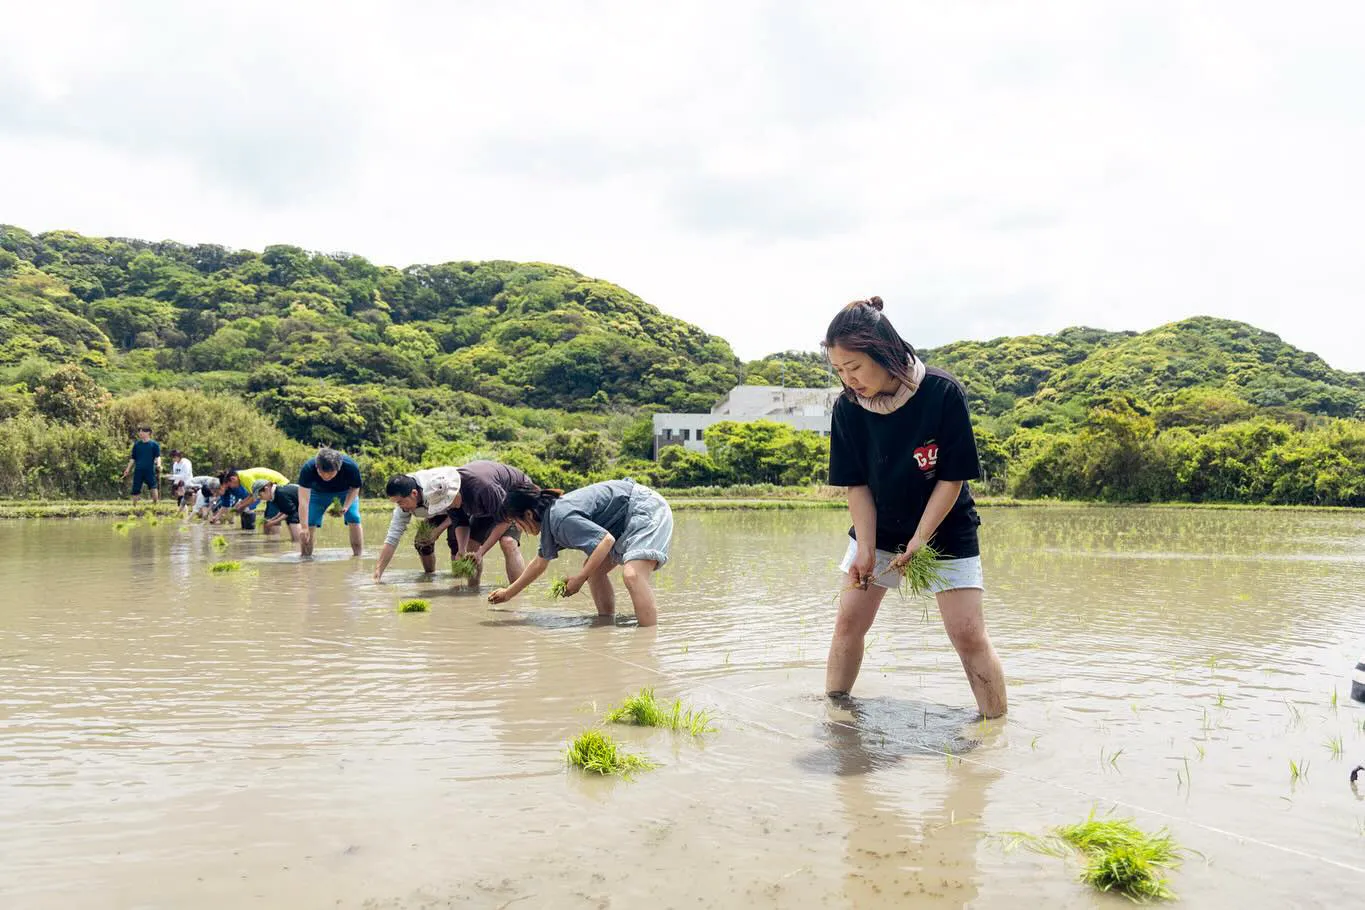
left=2, top=224, right=1362, bottom=505
left=0, top=225, right=742, bottom=412
left=926, top=318, right=1365, bottom=422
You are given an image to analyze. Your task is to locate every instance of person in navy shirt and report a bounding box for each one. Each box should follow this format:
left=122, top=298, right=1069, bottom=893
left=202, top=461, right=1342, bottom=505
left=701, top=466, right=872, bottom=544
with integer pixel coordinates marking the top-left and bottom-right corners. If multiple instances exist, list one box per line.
left=296, top=448, right=364, bottom=557
left=121, top=425, right=161, bottom=505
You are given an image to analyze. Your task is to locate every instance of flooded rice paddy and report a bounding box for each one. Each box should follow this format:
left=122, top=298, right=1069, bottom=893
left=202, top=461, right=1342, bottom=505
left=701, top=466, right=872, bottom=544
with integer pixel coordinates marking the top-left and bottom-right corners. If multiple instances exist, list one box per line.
left=2, top=507, right=1365, bottom=908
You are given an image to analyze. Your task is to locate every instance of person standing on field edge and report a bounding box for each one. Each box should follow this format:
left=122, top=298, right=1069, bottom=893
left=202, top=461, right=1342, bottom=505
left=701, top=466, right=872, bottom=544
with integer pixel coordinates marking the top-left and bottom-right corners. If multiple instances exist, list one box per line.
left=122, top=425, right=161, bottom=505
left=823, top=296, right=1006, bottom=719
left=296, top=447, right=364, bottom=557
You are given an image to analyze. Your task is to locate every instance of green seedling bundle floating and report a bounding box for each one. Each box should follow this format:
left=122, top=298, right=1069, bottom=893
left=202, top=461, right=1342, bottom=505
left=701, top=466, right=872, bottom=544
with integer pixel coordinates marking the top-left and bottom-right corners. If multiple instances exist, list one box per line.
left=549, top=577, right=570, bottom=599
left=605, top=688, right=715, bottom=736
left=113, top=519, right=138, bottom=533
left=398, top=598, right=429, bottom=613
left=1005, top=811, right=1184, bottom=902
left=450, top=555, right=478, bottom=579
left=209, top=560, right=241, bottom=574
left=211, top=535, right=228, bottom=549
left=565, top=729, right=653, bottom=777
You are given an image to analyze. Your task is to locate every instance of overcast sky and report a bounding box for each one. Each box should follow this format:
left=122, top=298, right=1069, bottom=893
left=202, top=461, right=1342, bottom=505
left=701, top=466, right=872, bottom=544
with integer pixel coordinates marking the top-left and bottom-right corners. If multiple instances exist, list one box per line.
left=2, top=1, right=1363, bottom=369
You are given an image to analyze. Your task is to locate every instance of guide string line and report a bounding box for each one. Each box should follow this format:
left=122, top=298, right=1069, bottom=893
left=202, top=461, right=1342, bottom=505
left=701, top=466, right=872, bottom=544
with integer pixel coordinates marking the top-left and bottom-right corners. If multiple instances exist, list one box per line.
left=512, top=611, right=1365, bottom=878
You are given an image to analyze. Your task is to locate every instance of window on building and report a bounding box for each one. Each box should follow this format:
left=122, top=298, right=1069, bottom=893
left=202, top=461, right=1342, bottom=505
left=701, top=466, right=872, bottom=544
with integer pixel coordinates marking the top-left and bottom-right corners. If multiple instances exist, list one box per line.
left=663, top=428, right=673, bottom=439
left=697, top=428, right=704, bottom=441
left=681, top=429, right=691, bottom=441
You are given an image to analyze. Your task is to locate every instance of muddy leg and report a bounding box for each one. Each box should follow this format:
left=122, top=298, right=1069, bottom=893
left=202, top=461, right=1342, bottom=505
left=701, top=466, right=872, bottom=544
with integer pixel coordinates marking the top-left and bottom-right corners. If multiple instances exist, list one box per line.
left=937, top=587, right=1007, bottom=719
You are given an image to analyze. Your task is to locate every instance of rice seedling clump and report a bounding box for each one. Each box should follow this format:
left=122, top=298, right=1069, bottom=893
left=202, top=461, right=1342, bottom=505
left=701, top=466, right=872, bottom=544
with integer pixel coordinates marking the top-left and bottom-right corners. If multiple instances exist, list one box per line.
left=113, top=519, right=138, bottom=533
left=549, top=577, right=569, bottom=599
left=1080, top=845, right=1174, bottom=902
left=565, top=729, right=653, bottom=777
left=450, top=555, right=478, bottom=579
left=398, top=598, right=430, bottom=613
left=211, top=535, right=228, bottom=549
left=1009, top=812, right=1183, bottom=902
left=209, top=560, right=241, bottom=574
left=896, top=543, right=948, bottom=597
left=605, top=688, right=715, bottom=735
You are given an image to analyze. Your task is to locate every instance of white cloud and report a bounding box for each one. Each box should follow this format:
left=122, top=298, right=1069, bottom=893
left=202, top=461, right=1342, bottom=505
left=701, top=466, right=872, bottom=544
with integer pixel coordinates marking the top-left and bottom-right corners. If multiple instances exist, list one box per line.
left=1, top=0, right=1363, bottom=370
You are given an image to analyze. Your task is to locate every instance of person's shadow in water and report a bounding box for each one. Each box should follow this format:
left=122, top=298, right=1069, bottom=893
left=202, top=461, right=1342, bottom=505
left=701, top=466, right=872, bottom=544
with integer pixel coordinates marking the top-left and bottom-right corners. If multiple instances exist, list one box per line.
left=794, top=695, right=982, bottom=777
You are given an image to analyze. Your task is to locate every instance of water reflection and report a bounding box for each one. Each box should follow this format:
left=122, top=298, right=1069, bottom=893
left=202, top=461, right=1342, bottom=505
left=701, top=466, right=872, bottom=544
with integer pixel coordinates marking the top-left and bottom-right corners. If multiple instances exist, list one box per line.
left=2, top=508, right=1365, bottom=908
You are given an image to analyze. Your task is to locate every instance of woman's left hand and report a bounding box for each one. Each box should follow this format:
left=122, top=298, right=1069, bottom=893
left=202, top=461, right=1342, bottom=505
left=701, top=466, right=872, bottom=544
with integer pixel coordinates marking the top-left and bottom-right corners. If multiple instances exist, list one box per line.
left=889, top=535, right=925, bottom=571
left=488, top=588, right=512, bottom=605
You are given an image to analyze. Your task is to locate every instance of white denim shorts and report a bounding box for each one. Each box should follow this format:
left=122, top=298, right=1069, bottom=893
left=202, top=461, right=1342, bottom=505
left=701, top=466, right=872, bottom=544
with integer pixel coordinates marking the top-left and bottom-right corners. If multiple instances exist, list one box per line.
left=838, top=538, right=985, bottom=593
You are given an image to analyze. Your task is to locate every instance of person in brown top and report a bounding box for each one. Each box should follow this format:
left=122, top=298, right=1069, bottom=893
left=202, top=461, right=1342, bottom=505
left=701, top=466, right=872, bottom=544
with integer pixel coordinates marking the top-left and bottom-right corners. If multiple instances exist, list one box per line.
left=446, top=460, right=531, bottom=588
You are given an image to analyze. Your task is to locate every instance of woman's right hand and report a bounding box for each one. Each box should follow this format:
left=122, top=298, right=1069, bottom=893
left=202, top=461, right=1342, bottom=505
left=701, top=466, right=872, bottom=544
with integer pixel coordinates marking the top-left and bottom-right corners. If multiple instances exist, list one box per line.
left=849, top=546, right=876, bottom=588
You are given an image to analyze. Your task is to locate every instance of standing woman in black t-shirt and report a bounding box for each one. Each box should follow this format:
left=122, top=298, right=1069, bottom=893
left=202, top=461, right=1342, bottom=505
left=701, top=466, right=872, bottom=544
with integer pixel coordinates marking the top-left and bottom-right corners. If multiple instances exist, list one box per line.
left=823, top=297, right=1006, bottom=718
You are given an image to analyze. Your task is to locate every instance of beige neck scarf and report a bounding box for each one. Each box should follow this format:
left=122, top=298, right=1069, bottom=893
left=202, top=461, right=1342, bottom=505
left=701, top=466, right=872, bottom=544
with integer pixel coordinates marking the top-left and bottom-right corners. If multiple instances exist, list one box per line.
left=854, top=355, right=926, bottom=415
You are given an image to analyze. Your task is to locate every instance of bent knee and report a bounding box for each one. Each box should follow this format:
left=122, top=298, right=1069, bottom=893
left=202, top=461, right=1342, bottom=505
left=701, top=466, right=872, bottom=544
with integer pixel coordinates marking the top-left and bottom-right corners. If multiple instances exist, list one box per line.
left=833, top=609, right=877, bottom=640
left=945, top=623, right=991, bottom=655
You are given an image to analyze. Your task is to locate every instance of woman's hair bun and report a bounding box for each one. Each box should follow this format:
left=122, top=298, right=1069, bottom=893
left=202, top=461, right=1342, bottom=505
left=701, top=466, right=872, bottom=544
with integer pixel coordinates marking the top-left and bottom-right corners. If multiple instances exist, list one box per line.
left=866, top=295, right=884, bottom=311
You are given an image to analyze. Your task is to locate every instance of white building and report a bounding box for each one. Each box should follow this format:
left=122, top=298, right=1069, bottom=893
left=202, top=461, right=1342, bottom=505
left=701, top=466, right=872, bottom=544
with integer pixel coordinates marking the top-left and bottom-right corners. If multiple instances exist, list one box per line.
left=652, top=385, right=842, bottom=458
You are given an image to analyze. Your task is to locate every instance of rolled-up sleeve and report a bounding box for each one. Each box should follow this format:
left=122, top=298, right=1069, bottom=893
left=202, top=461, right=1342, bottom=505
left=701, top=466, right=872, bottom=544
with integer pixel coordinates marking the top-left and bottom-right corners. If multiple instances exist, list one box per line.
left=384, top=507, right=413, bottom=547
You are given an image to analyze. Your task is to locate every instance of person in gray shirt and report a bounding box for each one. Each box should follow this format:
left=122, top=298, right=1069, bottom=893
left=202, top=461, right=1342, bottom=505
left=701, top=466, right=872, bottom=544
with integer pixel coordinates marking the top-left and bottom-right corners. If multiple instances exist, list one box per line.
left=487, top=479, right=674, bottom=627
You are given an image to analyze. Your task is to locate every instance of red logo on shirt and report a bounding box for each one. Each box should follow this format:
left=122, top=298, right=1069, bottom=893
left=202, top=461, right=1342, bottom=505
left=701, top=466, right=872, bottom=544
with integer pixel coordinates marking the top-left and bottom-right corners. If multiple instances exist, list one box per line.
left=913, top=443, right=939, bottom=472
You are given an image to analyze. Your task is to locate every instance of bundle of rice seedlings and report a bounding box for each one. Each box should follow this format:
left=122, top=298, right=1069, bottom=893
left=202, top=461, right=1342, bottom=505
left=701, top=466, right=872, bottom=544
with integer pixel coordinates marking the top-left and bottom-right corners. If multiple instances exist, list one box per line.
left=209, top=560, right=242, bottom=574
left=565, top=729, right=653, bottom=777
left=450, top=555, right=478, bottom=579
left=412, top=518, right=438, bottom=547
left=1080, top=845, right=1175, bottom=902
left=604, top=688, right=716, bottom=735
left=895, top=543, right=948, bottom=597
left=211, top=535, right=228, bottom=549
left=833, top=543, right=947, bottom=602
left=398, top=598, right=430, bottom=613
left=113, top=519, right=138, bottom=533
left=1006, top=811, right=1183, bottom=902
left=549, top=577, right=570, bottom=599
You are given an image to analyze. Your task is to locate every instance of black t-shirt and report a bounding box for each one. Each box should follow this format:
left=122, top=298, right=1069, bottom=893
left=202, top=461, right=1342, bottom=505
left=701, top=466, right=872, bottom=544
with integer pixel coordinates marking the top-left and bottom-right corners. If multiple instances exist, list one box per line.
left=827, top=367, right=982, bottom=558
left=270, top=484, right=301, bottom=519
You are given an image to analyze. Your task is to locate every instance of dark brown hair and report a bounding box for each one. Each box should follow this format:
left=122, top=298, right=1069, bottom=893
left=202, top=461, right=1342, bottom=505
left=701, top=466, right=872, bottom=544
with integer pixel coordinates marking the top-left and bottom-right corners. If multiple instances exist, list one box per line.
left=499, top=484, right=565, bottom=523
left=822, top=296, right=917, bottom=400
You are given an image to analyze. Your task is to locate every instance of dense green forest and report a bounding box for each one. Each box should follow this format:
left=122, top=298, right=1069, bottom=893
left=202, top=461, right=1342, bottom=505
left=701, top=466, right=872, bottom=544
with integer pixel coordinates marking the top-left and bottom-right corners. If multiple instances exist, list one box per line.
left=2, top=224, right=1363, bottom=505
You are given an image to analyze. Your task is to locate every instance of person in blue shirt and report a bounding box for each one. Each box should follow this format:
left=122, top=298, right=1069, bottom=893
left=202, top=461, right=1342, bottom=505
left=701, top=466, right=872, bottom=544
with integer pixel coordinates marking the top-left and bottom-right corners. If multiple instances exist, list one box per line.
left=296, top=447, right=364, bottom=557
left=120, top=426, right=161, bottom=505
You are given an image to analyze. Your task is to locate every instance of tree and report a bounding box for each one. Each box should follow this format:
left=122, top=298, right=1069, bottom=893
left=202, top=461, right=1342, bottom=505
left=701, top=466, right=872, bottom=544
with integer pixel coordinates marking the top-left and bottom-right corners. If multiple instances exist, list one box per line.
left=542, top=430, right=612, bottom=474
left=655, top=446, right=722, bottom=487
left=704, top=420, right=828, bottom=486
left=32, top=365, right=109, bottom=424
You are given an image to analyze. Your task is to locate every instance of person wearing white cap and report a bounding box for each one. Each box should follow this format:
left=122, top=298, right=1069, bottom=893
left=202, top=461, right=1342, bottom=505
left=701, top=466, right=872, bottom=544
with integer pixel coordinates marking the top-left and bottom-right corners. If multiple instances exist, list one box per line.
left=250, top=479, right=302, bottom=541
left=371, top=467, right=463, bottom=583
left=190, top=476, right=222, bottom=519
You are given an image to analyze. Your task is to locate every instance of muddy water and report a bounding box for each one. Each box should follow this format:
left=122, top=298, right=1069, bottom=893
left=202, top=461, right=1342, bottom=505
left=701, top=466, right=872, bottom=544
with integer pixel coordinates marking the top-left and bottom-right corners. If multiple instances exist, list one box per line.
left=3, top=507, right=1365, bottom=908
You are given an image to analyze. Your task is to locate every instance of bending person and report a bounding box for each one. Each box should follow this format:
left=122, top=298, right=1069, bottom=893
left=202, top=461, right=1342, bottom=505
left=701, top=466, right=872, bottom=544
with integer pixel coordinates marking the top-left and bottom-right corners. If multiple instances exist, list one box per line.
left=823, top=296, right=1006, bottom=718
left=447, top=460, right=532, bottom=589
left=213, top=467, right=288, bottom=529
left=488, top=479, right=673, bottom=627
left=296, top=448, right=364, bottom=557
left=169, top=450, right=194, bottom=512
left=190, top=476, right=221, bottom=519
left=372, top=467, right=462, bottom=582
left=250, top=479, right=303, bottom=541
